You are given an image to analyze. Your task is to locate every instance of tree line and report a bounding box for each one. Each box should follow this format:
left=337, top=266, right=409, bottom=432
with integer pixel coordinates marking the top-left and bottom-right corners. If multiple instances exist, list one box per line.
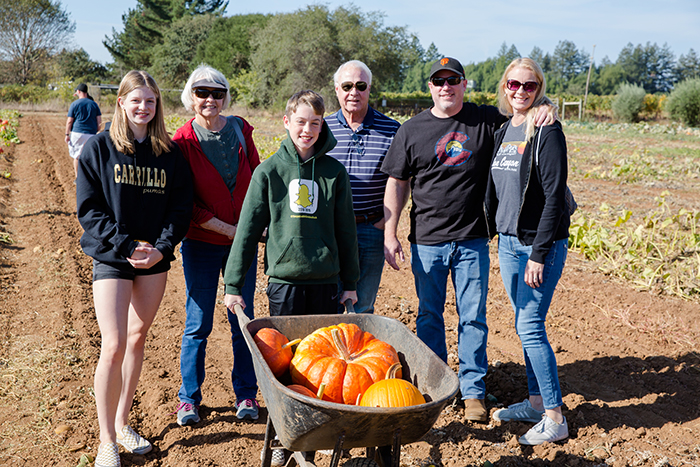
left=1, top=0, right=699, bottom=109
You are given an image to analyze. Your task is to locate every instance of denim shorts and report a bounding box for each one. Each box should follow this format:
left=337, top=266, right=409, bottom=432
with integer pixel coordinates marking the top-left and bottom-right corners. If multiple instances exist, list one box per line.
left=92, top=259, right=170, bottom=282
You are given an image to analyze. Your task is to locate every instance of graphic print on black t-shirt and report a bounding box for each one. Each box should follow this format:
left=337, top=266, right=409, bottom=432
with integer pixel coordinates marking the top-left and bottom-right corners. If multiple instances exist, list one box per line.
left=435, top=131, right=472, bottom=167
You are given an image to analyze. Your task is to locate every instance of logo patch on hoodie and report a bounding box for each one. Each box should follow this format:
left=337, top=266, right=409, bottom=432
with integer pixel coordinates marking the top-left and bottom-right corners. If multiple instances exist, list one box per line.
left=289, top=179, right=318, bottom=214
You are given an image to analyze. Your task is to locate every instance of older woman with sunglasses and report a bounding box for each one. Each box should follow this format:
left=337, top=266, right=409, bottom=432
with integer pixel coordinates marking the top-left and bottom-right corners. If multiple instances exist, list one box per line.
left=172, top=64, right=261, bottom=426
left=484, top=58, right=570, bottom=445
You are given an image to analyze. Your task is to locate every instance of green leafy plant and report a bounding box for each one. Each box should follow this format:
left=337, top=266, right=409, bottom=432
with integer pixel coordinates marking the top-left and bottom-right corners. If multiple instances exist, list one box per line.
left=569, top=196, right=700, bottom=299
left=612, top=83, right=646, bottom=123
left=666, top=78, right=700, bottom=127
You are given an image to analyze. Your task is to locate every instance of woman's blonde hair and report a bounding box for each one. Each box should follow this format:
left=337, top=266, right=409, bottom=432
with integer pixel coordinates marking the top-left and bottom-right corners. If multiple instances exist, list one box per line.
left=497, top=58, right=554, bottom=141
left=110, top=70, right=172, bottom=156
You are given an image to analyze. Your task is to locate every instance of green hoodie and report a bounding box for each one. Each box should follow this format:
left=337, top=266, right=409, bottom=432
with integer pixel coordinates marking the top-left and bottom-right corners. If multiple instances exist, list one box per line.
left=224, top=121, right=359, bottom=295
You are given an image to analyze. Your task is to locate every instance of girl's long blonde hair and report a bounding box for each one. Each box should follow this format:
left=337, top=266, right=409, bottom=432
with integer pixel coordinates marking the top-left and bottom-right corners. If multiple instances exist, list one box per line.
left=497, top=58, right=555, bottom=141
left=110, top=70, right=172, bottom=156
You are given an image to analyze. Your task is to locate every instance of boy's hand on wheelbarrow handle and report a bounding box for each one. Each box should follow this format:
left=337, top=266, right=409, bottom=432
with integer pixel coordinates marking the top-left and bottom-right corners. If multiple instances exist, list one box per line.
left=225, top=293, right=246, bottom=313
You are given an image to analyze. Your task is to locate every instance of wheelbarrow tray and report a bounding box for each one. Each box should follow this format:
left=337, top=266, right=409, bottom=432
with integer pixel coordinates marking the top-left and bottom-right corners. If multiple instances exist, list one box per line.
left=239, top=313, right=459, bottom=452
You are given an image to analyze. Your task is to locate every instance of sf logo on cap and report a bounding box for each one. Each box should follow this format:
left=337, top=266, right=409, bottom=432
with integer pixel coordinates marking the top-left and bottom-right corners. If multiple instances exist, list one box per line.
left=440, top=58, right=449, bottom=66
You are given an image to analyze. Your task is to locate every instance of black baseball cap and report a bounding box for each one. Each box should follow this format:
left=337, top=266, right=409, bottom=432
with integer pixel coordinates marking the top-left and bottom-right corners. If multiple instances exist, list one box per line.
left=429, top=57, right=465, bottom=79
left=74, top=83, right=88, bottom=93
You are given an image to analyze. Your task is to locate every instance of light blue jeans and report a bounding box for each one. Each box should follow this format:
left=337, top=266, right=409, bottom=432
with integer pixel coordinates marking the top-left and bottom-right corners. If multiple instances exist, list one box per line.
left=339, top=222, right=385, bottom=313
left=497, top=234, right=567, bottom=410
left=178, top=239, right=258, bottom=405
left=410, top=238, right=490, bottom=400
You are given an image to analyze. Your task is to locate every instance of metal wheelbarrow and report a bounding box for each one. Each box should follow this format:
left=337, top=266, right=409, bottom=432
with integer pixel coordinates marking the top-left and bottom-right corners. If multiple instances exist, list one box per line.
left=235, top=306, right=459, bottom=467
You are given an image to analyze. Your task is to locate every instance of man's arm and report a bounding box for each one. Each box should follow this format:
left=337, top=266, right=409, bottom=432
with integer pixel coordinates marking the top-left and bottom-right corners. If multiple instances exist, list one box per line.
left=65, top=117, right=74, bottom=144
left=383, top=176, right=410, bottom=270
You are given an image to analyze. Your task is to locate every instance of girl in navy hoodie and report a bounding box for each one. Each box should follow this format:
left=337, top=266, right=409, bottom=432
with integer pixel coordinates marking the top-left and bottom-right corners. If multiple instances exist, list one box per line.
left=76, top=70, right=193, bottom=467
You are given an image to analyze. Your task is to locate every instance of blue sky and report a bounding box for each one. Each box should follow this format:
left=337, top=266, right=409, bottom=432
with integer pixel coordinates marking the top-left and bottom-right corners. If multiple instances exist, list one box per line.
left=62, top=0, right=699, bottom=66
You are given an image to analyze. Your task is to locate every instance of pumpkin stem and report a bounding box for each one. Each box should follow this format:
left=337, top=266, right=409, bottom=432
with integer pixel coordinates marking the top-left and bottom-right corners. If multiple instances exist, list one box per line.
left=281, top=338, right=301, bottom=350
left=385, top=362, right=402, bottom=380
left=330, top=328, right=352, bottom=361
left=316, top=383, right=326, bottom=400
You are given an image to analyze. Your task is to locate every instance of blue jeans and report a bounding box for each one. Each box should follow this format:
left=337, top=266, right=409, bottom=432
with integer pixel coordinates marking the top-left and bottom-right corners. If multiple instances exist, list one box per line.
left=178, top=239, right=258, bottom=405
left=338, top=222, right=385, bottom=313
left=410, top=238, right=489, bottom=399
left=497, top=234, right=567, bottom=410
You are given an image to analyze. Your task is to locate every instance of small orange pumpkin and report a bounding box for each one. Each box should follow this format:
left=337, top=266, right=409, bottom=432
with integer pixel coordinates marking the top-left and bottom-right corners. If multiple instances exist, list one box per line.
left=359, top=363, right=426, bottom=408
left=290, top=323, right=400, bottom=405
left=287, top=383, right=326, bottom=399
left=287, top=384, right=317, bottom=398
left=254, top=328, right=300, bottom=378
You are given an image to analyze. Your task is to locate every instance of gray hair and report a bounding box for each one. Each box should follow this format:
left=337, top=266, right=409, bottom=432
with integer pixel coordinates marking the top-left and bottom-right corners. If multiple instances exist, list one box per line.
left=333, top=60, right=373, bottom=86
left=181, top=64, right=231, bottom=112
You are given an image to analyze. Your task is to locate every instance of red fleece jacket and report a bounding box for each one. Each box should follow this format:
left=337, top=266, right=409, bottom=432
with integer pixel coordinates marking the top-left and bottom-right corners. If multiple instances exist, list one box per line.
left=173, top=117, right=261, bottom=245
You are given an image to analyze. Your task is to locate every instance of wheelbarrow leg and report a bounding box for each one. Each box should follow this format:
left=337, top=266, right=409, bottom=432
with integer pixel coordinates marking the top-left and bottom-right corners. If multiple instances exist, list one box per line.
left=374, top=429, right=402, bottom=467
left=261, top=418, right=276, bottom=467
left=391, top=428, right=402, bottom=467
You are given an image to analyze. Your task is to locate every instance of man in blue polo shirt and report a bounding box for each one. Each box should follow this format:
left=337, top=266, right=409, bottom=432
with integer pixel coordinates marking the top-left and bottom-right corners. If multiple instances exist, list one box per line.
left=326, top=60, right=401, bottom=314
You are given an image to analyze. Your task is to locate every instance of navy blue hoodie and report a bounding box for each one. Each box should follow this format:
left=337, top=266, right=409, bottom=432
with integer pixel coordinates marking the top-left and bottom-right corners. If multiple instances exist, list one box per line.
left=76, top=132, right=193, bottom=269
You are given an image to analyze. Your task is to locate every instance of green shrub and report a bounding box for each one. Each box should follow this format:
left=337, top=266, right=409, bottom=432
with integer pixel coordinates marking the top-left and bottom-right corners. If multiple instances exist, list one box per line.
left=666, top=78, right=700, bottom=127
left=612, top=83, right=646, bottom=123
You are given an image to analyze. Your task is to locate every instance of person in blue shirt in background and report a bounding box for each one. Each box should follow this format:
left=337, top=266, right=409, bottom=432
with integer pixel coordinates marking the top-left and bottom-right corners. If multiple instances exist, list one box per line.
left=66, top=83, right=102, bottom=178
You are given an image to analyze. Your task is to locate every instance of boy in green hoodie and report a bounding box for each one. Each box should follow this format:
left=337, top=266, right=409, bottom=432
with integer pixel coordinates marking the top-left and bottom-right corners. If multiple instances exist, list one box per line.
left=224, top=90, right=359, bottom=316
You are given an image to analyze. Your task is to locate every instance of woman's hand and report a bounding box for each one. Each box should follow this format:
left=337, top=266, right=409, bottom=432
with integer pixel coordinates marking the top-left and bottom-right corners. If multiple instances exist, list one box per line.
left=127, top=242, right=163, bottom=269
left=524, top=259, right=544, bottom=288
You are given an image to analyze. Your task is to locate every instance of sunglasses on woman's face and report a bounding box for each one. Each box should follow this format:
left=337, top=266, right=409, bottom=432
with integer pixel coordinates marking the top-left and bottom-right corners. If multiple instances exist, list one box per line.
left=193, top=88, right=227, bottom=100
left=506, top=80, right=538, bottom=93
left=430, top=76, right=463, bottom=87
left=340, top=81, right=368, bottom=92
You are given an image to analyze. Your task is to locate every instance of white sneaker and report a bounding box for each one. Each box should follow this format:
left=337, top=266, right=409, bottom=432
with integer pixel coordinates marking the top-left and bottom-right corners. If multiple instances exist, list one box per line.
left=518, top=415, right=569, bottom=445
left=260, top=435, right=286, bottom=467
left=492, top=399, right=545, bottom=423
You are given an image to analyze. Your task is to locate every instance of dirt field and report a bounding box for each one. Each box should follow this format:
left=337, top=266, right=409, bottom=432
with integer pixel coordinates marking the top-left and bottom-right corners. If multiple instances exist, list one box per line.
left=0, top=112, right=698, bottom=467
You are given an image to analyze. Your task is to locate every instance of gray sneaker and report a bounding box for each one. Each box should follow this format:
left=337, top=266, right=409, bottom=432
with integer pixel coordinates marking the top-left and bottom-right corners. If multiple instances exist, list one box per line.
left=236, top=399, right=260, bottom=420
left=176, top=402, right=200, bottom=426
left=492, top=399, right=545, bottom=423
left=518, top=415, right=569, bottom=445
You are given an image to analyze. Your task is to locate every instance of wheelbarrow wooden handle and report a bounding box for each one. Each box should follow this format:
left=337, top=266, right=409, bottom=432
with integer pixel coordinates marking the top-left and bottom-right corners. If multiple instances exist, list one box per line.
left=233, top=303, right=252, bottom=328
left=344, top=299, right=356, bottom=314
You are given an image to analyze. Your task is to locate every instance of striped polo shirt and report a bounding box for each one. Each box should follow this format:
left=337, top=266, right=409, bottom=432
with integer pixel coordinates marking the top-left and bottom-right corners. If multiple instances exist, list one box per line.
left=326, top=107, right=401, bottom=216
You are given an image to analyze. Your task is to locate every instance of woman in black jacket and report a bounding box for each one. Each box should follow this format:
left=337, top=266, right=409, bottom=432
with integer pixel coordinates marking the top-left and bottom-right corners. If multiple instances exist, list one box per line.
left=76, top=70, right=193, bottom=467
left=484, top=58, right=570, bottom=445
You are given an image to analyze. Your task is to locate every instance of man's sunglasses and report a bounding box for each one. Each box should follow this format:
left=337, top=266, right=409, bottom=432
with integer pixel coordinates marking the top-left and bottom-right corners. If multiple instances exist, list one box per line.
left=506, top=80, right=539, bottom=93
left=430, top=76, right=463, bottom=87
left=193, top=88, right=227, bottom=100
left=340, top=81, right=368, bottom=92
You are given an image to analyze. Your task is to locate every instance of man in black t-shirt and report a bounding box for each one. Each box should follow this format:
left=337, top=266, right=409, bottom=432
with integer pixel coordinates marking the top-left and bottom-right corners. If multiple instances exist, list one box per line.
left=382, top=57, right=504, bottom=422
left=383, top=57, right=553, bottom=424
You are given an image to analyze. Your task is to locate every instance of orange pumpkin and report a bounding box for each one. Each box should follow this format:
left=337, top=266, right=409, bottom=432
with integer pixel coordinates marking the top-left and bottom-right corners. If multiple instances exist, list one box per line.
left=287, top=383, right=326, bottom=399
left=359, top=363, right=426, bottom=408
left=254, top=328, right=300, bottom=378
left=287, top=384, right=317, bottom=398
left=290, top=323, right=400, bottom=405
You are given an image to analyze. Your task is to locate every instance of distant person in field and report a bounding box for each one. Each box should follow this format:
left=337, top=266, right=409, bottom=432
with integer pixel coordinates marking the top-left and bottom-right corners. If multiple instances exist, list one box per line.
left=65, top=83, right=101, bottom=178
left=486, top=57, right=570, bottom=445
left=326, top=60, right=401, bottom=314
left=172, top=64, right=262, bottom=427
left=76, top=70, right=193, bottom=467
